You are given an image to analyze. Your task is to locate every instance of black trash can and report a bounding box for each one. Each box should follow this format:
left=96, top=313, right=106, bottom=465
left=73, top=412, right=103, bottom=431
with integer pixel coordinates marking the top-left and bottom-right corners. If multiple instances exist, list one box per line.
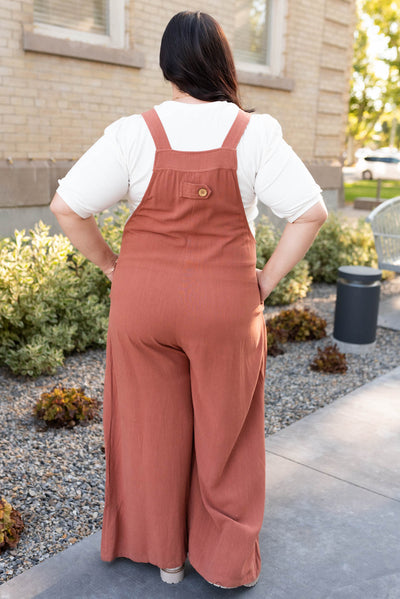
left=333, top=265, right=382, bottom=354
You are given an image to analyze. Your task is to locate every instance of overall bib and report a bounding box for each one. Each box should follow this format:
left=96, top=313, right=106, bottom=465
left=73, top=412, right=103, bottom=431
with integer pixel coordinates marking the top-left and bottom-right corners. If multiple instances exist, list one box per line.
left=100, top=107, right=268, bottom=588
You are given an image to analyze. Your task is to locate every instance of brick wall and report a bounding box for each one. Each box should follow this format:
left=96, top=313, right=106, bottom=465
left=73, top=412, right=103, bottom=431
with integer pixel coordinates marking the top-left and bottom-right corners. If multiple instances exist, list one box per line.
left=0, top=0, right=356, bottom=235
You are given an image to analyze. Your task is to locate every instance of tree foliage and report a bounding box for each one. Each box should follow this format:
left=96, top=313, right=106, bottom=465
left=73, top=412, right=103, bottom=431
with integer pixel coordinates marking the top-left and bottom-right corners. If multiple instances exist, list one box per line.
left=348, top=0, right=400, bottom=150
left=364, top=0, right=400, bottom=58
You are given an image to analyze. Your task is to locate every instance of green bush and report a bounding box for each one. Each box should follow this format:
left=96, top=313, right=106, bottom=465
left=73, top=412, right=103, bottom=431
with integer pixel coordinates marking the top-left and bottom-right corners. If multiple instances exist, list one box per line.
left=0, top=204, right=391, bottom=377
left=255, top=216, right=312, bottom=305
left=0, top=204, right=130, bottom=377
left=304, top=212, right=392, bottom=283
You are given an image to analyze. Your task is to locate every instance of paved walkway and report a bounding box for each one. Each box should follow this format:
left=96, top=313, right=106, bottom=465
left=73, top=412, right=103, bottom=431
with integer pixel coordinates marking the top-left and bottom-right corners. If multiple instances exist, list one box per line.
left=379, top=294, right=400, bottom=330
left=1, top=357, right=399, bottom=599
left=336, top=203, right=372, bottom=224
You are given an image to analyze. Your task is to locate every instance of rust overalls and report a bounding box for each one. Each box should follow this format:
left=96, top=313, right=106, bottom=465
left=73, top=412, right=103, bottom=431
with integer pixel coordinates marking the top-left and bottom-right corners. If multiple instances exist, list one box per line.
left=100, top=107, right=267, bottom=588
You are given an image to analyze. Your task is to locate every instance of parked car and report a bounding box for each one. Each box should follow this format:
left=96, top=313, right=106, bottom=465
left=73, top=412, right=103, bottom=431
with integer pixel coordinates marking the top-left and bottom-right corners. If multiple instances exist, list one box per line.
left=355, top=155, right=400, bottom=180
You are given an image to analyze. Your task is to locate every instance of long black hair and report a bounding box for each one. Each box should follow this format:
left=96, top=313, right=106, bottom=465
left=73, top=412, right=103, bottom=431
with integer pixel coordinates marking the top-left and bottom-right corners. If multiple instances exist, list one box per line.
left=160, top=11, right=246, bottom=110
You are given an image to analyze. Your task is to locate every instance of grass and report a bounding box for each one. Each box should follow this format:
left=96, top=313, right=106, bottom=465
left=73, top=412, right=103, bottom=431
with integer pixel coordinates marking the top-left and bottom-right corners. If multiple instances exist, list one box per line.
left=344, top=180, right=400, bottom=204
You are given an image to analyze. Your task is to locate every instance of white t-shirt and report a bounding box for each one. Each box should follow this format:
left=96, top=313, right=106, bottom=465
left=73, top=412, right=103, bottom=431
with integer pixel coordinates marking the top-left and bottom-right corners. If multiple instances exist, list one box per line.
left=56, top=100, right=325, bottom=237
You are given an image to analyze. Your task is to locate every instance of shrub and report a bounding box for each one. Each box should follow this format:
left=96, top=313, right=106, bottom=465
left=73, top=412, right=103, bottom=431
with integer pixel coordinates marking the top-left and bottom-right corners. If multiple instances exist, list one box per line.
left=1, top=205, right=390, bottom=377
left=310, top=343, right=348, bottom=374
left=33, top=385, right=99, bottom=428
left=256, top=216, right=312, bottom=305
left=0, top=497, right=24, bottom=553
left=267, top=308, right=327, bottom=343
left=305, top=213, right=393, bottom=283
left=266, top=328, right=285, bottom=357
left=0, top=204, right=130, bottom=377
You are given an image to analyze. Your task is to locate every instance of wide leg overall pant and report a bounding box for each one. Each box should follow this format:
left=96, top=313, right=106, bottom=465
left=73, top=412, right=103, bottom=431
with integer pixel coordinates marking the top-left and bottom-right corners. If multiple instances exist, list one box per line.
left=100, top=108, right=267, bottom=588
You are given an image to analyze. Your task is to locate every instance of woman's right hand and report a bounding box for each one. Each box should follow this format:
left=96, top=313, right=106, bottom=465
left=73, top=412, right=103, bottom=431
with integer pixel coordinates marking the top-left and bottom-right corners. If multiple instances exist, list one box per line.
left=103, top=253, right=119, bottom=282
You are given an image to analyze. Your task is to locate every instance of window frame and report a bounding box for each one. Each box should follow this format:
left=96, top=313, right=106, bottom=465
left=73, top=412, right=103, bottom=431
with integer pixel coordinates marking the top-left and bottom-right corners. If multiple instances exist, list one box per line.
left=234, top=0, right=287, bottom=77
left=32, top=0, right=125, bottom=49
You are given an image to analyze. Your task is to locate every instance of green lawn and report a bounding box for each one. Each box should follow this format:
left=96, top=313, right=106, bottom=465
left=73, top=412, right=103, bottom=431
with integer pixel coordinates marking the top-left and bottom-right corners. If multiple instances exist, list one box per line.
left=345, top=180, right=400, bottom=204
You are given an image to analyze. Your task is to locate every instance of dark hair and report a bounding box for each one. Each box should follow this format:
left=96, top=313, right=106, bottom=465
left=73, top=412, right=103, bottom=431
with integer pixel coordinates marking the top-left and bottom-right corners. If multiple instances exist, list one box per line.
left=160, top=11, right=247, bottom=110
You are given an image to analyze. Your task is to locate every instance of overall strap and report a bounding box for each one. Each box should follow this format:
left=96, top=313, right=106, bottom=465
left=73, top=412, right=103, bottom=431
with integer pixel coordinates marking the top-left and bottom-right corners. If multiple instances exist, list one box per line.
left=141, top=108, right=171, bottom=150
left=222, top=109, right=251, bottom=150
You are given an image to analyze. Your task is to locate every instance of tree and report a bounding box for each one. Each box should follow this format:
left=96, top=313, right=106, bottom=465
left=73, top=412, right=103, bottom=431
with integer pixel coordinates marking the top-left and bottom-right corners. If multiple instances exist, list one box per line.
left=347, top=0, right=400, bottom=161
left=364, top=0, right=400, bottom=105
left=364, top=0, right=400, bottom=62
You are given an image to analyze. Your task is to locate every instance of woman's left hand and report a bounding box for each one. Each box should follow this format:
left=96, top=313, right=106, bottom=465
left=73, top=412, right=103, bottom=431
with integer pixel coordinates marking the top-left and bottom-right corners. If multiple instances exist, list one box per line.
left=256, top=268, right=266, bottom=302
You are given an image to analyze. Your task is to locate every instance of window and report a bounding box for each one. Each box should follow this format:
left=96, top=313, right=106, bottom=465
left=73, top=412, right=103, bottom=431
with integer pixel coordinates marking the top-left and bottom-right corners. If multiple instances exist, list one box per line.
left=234, top=0, right=271, bottom=66
left=234, top=0, right=286, bottom=75
left=365, top=157, right=400, bottom=164
left=33, top=0, right=124, bottom=48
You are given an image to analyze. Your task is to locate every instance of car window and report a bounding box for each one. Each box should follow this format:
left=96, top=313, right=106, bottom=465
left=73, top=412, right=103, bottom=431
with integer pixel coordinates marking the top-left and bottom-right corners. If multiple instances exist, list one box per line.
left=364, top=156, right=400, bottom=164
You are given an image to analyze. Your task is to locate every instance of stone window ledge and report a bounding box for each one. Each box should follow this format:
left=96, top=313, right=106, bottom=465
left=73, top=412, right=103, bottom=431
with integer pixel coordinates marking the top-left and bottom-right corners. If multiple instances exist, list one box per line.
left=237, top=69, right=294, bottom=92
left=23, top=26, right=145, bottom=69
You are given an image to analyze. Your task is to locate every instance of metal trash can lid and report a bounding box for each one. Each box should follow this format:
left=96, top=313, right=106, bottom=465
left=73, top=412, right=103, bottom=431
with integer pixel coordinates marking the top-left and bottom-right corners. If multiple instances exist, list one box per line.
left=338, top=265, right=382, bottom=282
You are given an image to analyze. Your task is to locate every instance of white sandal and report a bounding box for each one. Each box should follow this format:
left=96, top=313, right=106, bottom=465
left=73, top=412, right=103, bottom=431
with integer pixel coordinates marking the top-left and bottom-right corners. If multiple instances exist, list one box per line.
left=208, top=573, right=260, bottom=589
left=245, top=573, right=260, bottom=587
left=160, top=564, right=185, bottom=584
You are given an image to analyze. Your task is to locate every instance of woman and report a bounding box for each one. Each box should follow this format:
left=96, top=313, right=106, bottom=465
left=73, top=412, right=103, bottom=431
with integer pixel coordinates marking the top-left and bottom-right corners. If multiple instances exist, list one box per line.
left=50, top=11, right=328, bottom=589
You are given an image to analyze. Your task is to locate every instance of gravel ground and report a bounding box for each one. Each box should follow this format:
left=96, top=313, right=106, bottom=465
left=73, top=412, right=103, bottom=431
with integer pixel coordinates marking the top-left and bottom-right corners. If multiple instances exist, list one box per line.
left=1, top=276, right=399, bottom=585
left=263, top=275, right=400, bottom=435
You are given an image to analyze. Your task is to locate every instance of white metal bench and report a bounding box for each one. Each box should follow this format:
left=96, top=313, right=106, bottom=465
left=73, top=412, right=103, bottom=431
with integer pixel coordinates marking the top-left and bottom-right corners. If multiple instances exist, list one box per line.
left=366, top=196, right=400, bottom=273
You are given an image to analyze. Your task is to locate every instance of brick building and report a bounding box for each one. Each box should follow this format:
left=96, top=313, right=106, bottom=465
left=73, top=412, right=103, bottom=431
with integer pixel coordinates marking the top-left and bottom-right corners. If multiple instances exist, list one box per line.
left=0, top=0, right=356, bottom=236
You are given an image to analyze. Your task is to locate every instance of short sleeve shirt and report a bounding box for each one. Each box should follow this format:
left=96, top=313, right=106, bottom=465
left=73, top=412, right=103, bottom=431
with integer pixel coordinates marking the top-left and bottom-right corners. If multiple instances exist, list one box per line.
left=56, top=100, right=325, bottom=236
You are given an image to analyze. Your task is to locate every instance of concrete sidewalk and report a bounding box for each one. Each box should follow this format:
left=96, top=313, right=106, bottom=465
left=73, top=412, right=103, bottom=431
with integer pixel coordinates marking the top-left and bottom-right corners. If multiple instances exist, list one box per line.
left=1, top=365, right=399, bottom=599
left=379, top=294, right=400, bottom=331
